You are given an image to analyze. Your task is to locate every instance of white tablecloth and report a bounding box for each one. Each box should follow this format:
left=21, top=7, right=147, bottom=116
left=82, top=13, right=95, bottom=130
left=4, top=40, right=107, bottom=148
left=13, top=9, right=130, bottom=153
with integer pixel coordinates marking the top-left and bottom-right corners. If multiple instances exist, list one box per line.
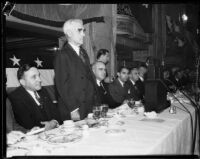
left=7, top=99, right=199, bottom=156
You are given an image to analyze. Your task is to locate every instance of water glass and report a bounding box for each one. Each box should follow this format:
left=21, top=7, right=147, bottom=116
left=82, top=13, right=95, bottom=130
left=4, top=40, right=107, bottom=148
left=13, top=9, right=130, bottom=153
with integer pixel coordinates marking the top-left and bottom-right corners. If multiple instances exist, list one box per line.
left=101, top=104, right=109, bottom=118
left=93, top=106, right=101, bottom=120
left=128, top=98, right=135, bottom=108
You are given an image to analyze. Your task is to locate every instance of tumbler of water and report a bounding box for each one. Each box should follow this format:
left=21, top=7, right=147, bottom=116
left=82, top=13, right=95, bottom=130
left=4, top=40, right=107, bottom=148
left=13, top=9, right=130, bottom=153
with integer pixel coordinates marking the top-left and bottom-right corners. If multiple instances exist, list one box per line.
left=93, top=106, right=101, bottom=120
left=101, top=104, right=109, bottom=118
left=128, top=98, right=135, bottom=108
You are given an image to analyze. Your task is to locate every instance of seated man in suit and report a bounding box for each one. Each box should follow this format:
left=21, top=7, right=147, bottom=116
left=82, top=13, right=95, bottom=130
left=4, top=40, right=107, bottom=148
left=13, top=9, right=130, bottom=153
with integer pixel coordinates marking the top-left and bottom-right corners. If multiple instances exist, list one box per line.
left=136, top=64, right=148, bottom=101
left=8, top=64, right=61, bottom=130
left=109, top=66, right=129, bottom=107
left=96, top=49, right=112, bottom=83
left=92, top=61, right=118, bottom=108
left=170, top=69, right=185, bottom=90
left=162, top=69, right=176, bottom=92
left=126, top=67, right=142, bottom=101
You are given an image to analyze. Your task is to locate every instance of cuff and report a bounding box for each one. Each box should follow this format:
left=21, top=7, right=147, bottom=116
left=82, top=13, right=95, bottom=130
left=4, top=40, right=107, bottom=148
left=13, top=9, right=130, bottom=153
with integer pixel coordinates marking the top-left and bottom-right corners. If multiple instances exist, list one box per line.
left=71, top=108, right=79, bottom=113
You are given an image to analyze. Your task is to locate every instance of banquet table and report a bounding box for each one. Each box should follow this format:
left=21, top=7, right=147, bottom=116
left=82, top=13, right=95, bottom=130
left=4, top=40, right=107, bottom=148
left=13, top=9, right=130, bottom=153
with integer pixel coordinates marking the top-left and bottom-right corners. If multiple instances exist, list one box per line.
left=7, top=95, right=199, bottom=157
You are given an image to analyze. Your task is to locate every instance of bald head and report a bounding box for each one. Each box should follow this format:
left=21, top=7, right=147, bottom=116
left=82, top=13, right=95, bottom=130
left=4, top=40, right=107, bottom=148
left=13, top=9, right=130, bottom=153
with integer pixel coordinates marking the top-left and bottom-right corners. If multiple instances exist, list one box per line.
left=92, top=61, right=106, bottom=81
left=63, top=19, right=85, bottom=47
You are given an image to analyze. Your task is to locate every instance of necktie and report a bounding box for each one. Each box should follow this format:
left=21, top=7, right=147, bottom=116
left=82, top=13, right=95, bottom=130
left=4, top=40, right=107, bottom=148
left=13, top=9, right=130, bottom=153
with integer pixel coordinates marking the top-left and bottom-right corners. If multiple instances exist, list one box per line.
left=100, top=82, right=107, bottom=94
left=79, top=49, right=85, bottom=63
left=34, top=91, right=43, bottom=108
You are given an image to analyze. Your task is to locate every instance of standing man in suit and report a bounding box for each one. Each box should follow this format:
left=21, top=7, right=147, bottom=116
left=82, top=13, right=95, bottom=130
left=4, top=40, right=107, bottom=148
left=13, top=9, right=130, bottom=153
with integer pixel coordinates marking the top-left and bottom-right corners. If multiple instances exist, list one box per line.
left=109, top=66, right=129, bottom=107
left=126, top=67, right=142, bottom=101
left=54, top=19, right=97, bottom=121
left=8, top=64, right=60, bottom=130
left=92, top=61, right=118, bottom=108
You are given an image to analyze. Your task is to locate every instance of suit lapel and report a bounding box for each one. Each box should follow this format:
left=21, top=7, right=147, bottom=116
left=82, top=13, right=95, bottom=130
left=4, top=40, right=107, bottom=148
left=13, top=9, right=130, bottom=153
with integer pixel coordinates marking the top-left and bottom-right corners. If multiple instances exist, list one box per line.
left=19, top=87, right=42, bottom=120
left=115, top=79, right=126, bottom=94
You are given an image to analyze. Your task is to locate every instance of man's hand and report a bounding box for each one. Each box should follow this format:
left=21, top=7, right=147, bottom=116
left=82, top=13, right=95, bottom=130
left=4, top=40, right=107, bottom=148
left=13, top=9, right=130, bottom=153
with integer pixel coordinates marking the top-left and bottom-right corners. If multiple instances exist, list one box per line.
left=70, top=109, right=80, bottom=121
left=41, top=120, right=58, bottom=131
left=123, top=99, right=129, bottom=104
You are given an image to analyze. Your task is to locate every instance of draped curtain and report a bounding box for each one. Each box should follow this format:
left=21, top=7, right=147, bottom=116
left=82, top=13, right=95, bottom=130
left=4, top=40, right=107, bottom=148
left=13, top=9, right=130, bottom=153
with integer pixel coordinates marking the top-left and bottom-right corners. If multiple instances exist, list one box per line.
left=7, top=4, right=117, bottom=88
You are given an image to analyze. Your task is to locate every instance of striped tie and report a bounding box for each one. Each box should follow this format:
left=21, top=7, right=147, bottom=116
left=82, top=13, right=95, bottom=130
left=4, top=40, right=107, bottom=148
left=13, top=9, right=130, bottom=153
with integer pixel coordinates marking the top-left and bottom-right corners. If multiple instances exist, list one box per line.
left=34, top=91, right=43, bottom=108
left=79, top=49, right=86, bottom=63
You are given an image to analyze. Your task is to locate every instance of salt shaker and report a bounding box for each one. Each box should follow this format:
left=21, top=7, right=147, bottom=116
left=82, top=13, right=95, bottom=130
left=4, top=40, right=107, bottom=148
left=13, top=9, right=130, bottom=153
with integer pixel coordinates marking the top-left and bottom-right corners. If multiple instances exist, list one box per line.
left=169, top=106, right=176, bottom=114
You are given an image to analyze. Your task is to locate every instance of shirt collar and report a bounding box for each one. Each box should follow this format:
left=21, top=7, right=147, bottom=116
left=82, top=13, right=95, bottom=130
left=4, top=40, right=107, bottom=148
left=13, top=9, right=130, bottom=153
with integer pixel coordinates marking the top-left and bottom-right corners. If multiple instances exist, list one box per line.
left=118, top=78, right=124, bottom=87
left=130, top=79, right=135, bottom=85
left=139, top=76, right=144, bottom=82
left=96, top=79, right=101, bottom=86
left=26, top=89, right=35, bottom=96
left=68, top=42, right=80, bottom=55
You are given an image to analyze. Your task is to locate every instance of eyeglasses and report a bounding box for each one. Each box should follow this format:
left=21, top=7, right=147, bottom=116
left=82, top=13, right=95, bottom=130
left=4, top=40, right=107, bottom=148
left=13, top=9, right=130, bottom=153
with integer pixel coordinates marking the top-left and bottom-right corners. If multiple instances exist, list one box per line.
left=78, top=28, right=86, bottom=33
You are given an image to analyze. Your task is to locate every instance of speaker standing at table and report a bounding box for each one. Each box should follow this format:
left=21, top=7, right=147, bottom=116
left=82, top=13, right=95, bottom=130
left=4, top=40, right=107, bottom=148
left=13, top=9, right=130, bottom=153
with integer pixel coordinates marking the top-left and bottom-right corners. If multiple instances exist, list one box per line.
left=54, top=19, right=97, bottom=121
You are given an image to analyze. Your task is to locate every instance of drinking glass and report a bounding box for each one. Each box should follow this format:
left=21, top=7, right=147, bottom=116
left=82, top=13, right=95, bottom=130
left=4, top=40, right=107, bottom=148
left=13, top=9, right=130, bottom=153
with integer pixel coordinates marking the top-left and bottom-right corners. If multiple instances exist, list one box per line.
left=93, top=106, right=101, bottom=120
left=128, top=98, right=135, bottom=108
left=101, top=104, right=109, bottom=118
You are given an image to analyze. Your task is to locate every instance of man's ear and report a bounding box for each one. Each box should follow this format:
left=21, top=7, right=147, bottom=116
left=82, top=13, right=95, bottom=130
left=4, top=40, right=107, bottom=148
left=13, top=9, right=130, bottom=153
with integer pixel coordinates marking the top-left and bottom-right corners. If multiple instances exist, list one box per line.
left=66, top=30, right=72, bottom=38
left=117, top=72, right=120, bottom=77
left=19, top=79, right=25, bottom=86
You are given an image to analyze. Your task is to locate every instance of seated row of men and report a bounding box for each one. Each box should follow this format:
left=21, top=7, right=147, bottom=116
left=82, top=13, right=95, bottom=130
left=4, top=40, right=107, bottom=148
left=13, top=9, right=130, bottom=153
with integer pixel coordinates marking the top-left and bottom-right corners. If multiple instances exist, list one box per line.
left=162, top=67, right=193, bottom=92
left=6, top=63, right=147, bottom=133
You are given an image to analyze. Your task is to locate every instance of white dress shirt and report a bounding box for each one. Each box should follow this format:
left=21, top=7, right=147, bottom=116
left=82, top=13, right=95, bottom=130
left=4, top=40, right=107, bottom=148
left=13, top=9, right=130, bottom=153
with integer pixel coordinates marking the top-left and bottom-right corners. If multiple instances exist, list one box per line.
left=68, top=42, right=80, bottom=56
left=26, top=90, right=40, bottom=106
left=96, top=79, right=101, bottom=86
left=130, top=79, right=136, bottom=86
left=139, top=76, right=144, bottom=82
left=118, top=78, right=124, bottom=87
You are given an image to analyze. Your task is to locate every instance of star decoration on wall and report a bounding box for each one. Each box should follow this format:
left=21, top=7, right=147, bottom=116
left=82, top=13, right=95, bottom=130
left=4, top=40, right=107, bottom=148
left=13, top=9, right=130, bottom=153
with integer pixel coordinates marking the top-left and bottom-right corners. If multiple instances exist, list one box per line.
left=10, top=55, right=21, bottom=66
left=34, top=57, right=43, bottom=67
left=142, top=4, right=149, bottom=8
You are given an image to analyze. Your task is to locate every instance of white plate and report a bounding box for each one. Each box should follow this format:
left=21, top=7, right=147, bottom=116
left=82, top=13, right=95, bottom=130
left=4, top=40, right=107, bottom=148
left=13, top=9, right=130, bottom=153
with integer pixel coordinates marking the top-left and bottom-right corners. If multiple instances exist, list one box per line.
left=38, top=132, right=56, bottom=141
left=48, top=134, right=82, bottom=144
left=105, top=129, right=126, bottom=134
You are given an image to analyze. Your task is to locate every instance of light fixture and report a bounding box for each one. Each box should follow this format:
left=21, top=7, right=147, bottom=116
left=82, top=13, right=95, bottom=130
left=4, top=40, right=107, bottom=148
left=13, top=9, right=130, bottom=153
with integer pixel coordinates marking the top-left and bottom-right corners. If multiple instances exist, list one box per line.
left=181, top=13, right=188, bottom=23
left=2, top=1, right=15, bottom=16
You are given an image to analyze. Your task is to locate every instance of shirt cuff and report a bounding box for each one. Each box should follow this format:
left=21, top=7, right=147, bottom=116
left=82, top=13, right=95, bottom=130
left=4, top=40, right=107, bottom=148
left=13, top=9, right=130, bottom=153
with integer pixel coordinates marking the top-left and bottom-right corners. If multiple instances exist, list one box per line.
left=71, top=108, right=79, bottom=113
left=51, top=119, right=59, bottom=127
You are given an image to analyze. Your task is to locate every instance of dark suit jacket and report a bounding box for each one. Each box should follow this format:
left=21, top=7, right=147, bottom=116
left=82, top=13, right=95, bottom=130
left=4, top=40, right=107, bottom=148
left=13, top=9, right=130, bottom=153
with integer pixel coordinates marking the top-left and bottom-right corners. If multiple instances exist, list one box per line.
left=6, top=98, right=27, bottom=133
left=126, top=80, right=142, bottom=101
left=95, top=81, right=120, bottom=109
left=135, top=78, right=145, bottom=100
left=8, top=86, right=61, bottom=130
left=54, top=42, right=97, bottom=121
left=170, top=77, right=183, bottom=89
left=108, top=79, right=129, bottom=105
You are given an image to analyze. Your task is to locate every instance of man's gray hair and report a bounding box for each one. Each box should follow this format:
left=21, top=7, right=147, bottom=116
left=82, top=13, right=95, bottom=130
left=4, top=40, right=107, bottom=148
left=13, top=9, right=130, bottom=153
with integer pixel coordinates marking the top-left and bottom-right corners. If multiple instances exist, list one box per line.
left=63, top=19, right=83, bottom=35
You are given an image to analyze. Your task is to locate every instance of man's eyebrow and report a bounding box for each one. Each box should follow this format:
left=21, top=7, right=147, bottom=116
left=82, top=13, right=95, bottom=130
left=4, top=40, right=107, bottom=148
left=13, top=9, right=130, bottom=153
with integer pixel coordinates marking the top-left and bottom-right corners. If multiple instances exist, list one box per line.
left=78, top=28, right=86, bottom=32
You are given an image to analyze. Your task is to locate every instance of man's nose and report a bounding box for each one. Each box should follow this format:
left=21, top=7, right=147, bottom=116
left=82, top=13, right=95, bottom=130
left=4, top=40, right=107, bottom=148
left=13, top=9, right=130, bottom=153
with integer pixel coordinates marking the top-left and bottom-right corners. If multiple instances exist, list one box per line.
left=37, top=77, right=42, bottom=82
left=81, top=31, right=85, bottom=36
